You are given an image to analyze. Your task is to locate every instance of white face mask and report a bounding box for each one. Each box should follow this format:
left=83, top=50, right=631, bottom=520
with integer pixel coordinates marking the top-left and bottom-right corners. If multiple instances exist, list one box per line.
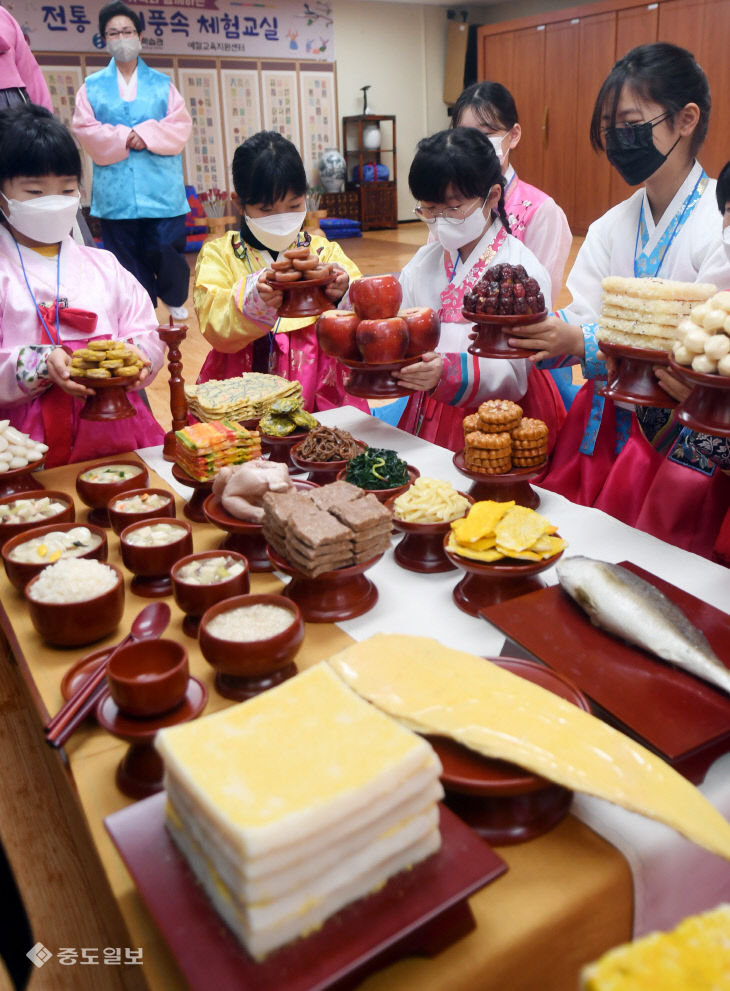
left=107, top=36, right=142, bottom=63
left=245, top=210, right=306, bottom=253
left=1, top=193, right=79, bottom=243
left=434, top=200, right=489, bottom=254
left=723, top=225, right=730, bottom=262
left=489, top=134, right=507, bottom=163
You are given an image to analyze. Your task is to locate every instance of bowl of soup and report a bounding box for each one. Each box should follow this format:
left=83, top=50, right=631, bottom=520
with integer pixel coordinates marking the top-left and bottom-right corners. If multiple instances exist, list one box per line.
left=120, top=518, right=193, bottom=597
left=171, top=551, right=250, bottom=637
left=2, top=522, right=107, bottom=591
left=108, top=488, right=175, bottom=535
left=75, top=460, right=148, bottom=526
left=0, top=490, right=74, bottom=548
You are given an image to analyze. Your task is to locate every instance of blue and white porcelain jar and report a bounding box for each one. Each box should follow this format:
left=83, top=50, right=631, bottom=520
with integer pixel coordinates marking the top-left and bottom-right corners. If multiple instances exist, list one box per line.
left=318, top=148, right=346, bottom=193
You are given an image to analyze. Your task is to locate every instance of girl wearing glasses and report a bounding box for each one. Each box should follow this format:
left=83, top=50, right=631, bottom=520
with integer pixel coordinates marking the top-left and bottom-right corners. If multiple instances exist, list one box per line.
left=451, top=82, right=572, bottom=302
left=72, top=1, right=192, bottom=321
left=509, top=42, right=730, bottom=558
left=394, top=127, right=563, bottom=451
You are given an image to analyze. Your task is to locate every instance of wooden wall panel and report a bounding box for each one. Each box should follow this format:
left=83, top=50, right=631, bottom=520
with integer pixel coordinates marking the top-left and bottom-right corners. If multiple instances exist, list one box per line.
left=573, top=12, right=618, bottom=233
left=477, top=0, right=730, bottom=233
left=542, top=20, right=581, bottom=223
left=510, top=27, right=547, bottom=192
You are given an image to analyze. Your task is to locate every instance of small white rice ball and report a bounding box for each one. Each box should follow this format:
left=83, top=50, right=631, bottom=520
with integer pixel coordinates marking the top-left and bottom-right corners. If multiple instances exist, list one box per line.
left=672, top=342, right=693, bottom=365
left=692, top=353, right=718, bottom=374
left=702, top=308, right=727, bottom=332
left=685, top=328, right=711, bottom=354
left=718, top=353, right=730, bottom=377
left=704, top=334, right=730, bottom=361
left=690, top=303, right=710, bottom=326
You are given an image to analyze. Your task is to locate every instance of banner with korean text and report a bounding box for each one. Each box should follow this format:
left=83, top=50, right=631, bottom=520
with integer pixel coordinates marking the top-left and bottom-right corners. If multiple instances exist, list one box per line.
left=9, top=0, right=334, bottom=60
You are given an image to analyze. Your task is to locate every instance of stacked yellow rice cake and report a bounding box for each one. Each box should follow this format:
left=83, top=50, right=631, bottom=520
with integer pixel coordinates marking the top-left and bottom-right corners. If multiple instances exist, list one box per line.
left=155, top=663, right=444, bottom=961
left=185, top=373, right=303, bottom=423
left=580, top=904, right=730, bottom=990
left=174, top=420, right=261, bottom=481
left=597, top=276, right=716, bottom=351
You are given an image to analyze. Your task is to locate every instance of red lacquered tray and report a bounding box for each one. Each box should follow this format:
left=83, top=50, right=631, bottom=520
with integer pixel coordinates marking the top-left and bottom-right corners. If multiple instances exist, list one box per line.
left=106, top=794, right=507, bottom=991
left=481, top=561, right=730, bottom=783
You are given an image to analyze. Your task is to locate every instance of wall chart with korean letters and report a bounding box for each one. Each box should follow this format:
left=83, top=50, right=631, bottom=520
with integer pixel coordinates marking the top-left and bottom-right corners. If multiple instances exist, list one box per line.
left=12, top=0, right=337, bottom=194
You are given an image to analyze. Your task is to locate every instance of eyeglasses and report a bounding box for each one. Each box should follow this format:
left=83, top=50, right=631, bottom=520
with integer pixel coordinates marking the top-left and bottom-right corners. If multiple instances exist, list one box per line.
left=106, top=28, right=138, bottom=38
left=601, top=111, right=672, bottom=147
left=413, top=198, right=486, bottom=225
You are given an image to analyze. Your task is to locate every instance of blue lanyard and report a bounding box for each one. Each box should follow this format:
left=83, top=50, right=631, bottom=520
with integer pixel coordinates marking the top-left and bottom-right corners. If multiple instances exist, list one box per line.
left=446, top=254, right=461, bottom=284
left=633, top=169, right=706, bottom=278
left=13, top=235, right=61, bottom=346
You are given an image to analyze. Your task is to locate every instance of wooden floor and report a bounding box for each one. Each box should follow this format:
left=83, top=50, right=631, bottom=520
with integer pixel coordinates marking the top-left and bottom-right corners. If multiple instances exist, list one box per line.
left=148, top=224, right=583, bottom=429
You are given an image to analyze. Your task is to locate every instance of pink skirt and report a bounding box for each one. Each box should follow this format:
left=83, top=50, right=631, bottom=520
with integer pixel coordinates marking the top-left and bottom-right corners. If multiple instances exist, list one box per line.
left=198, top=325, right=368, bottom=415
left=398, top=367, right=566, bottom=453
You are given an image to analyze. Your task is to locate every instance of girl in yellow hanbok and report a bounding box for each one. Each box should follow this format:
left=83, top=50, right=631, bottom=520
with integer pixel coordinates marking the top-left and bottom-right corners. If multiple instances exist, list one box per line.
left=194, top=131, right=367, bottom=412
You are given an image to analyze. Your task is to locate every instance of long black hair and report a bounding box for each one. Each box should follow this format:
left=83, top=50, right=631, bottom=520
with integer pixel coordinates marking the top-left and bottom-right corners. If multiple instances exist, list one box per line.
left=717, top=160, right=730, bottom=213
left=0, top=103, right=81, bottom=184
left=451, top=81, right=519, bottom=131
left=590, top=43, right=710, bottom=156
left=408, top=127, right=510, bottom=231
left=231, top=130, right=307, bottom=250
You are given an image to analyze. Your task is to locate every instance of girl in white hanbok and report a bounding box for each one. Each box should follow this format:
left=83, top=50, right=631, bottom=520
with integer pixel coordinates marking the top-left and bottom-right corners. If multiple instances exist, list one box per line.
left=0, top=104, right=165, bottom=467
left=394, top=127, right=564, bottom=452
left=509, top=43, right=730, bottom=559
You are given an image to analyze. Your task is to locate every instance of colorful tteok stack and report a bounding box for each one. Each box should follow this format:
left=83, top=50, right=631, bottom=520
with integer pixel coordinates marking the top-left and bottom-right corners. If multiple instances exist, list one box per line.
left=174, top=420, right=261, bottom=481
left=185, top=373, right=303, bottom=423
left=155, top=663, right=443, bottom=961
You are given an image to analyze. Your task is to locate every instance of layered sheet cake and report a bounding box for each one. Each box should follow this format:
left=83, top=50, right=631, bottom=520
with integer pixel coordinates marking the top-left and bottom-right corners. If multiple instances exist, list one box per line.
left=155, top=663, right=443, bottom=960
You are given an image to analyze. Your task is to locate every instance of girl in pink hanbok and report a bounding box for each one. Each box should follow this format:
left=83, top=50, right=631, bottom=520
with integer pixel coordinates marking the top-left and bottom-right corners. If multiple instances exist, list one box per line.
left=394, top=127, right=564, bottom=452
left=509, top=43, right=730, bottom=559
left=451, top=81, right=572, bottom=301
left=0, top=104, right=165, bottom=468
left=194, top=131, right=367, bottom=414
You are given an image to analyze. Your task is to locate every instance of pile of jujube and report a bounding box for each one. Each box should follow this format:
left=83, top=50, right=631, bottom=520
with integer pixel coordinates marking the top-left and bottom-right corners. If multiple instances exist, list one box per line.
left=463, top=264, right=545, bottom=317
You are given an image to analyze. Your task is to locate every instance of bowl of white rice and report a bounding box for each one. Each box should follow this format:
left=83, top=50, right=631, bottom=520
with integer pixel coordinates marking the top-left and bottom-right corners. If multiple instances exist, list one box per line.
left=198, top=593, right=304, bottom=700
left=25, top=558, right=125, bottom=647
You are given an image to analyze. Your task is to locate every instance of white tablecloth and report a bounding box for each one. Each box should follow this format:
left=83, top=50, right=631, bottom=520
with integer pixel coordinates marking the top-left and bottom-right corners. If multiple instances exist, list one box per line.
left=140, top=405, right=730, bottom=937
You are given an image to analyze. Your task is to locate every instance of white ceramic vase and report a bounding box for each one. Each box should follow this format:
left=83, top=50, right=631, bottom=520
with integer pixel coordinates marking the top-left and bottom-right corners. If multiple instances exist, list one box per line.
left=318, top=148, right=346, bottom=193
left=362, top=124, right=381, bottom=150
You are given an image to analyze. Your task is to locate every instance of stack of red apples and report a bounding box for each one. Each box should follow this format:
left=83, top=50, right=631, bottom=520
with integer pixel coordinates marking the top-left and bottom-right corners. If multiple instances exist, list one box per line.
left=316, top=275, right=439, bottom=364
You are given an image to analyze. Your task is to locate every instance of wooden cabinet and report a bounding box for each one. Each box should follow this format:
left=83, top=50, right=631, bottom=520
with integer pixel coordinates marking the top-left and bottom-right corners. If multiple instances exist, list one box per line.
left=341, top=115, right=398, bottom=231
left=477, top=0, right=730, bottom=235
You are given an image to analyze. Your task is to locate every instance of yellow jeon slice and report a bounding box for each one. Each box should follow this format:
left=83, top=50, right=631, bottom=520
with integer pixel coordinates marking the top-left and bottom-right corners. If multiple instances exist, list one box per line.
left=451, top=500, right=514, bottom=544
left=329, top=636, right=730, bottom=861
left=446, top=534, right=504, bottom=562
left=495, top=505, right=556, bottom=553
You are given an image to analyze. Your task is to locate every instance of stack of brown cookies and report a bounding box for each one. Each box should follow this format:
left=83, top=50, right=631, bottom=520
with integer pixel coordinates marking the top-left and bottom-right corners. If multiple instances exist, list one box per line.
left=462, top=400, right=548, bottom=475
left=262, top=480, right=392, bottom=577
left=511, top=418, right=549, bottom=468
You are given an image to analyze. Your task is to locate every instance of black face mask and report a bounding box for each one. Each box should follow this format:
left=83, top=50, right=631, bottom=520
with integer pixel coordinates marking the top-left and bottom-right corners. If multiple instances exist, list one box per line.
left=604, top=114, right=679, bottom=186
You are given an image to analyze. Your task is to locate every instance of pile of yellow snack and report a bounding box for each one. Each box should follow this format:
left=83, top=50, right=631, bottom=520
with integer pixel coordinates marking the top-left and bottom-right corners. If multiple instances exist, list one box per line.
left=70, top=339, right=145, bottom=380
left=446, top=499, right=566, bottom=562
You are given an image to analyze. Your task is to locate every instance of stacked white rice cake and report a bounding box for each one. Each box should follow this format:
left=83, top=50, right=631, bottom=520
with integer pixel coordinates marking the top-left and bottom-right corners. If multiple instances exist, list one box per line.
left=597, top=276, right=716, bottom=351
left=155, top=663, right=444, bottom=961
